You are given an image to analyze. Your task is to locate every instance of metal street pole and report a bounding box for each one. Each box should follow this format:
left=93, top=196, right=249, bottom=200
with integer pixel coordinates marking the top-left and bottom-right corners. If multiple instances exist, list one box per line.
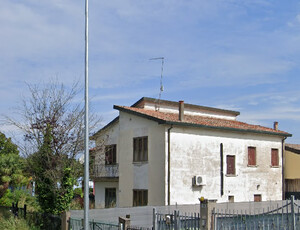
left=84, top=0, right=89, bottom=229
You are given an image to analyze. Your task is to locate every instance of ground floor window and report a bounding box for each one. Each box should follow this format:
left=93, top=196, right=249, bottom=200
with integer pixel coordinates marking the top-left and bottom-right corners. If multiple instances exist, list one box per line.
left=105, top=188, right=116, bottom=208
left=228, top=195, right=234, bottom=203
left=133, top=189, right=148, bottom=206
left=254, top=194, right=262, bottom=202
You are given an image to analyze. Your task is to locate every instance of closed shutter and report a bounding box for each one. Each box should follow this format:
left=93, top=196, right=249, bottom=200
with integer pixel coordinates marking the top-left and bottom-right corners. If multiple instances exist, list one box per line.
left=227, top=155, right=235, bottom=175
left=271, top=149, right=279, bottom=166
left=248, top=147, right=256, bottom=166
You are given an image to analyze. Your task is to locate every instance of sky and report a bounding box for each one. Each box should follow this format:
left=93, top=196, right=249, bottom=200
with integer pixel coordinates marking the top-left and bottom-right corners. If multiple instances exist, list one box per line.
left=1, top=0, right=300, bottom=144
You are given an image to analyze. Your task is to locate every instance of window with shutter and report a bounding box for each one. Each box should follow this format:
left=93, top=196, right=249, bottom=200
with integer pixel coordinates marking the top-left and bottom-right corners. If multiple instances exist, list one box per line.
left=226, top=155, right=235, bottom=175
left=133, top=189, right=148, bottom=206
left=133, top=136, right=148, bottom=162
left=248, top=146, right=256, bottom=166
left=271, top=148, right=279, bottom=167
left=105, top=145, right=117, bottom=165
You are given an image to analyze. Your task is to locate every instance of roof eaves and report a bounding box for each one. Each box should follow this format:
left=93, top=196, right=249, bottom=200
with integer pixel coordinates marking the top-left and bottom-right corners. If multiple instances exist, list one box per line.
left=285, top=145, right=300, bottom=155
left=164, top=121, right=292, bottom=138
left=113, top=105, right=166, bottom=124
left=90, top=116, right=119, bottom=140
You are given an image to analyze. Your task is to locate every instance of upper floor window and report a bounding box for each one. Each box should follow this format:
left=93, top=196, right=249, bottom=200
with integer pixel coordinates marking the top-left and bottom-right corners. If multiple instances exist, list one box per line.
left=226, top=155, right=235, bottom=175
left=248, top=147, right=256, bottom=166
left=271, top=148, right=279, bottom=167
left=133, top=136, right=148, bottom=162
left=105, top=144, right=116, bottom=165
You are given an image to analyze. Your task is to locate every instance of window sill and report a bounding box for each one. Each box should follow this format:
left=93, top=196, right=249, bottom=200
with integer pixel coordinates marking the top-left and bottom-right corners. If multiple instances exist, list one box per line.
left=270, top=165, right=280, bottom=168
left=247, top=165, right=258, bottom=168
left=133, top=161, right=148, bottom=165
left=225, top=174, right=237, bottom=177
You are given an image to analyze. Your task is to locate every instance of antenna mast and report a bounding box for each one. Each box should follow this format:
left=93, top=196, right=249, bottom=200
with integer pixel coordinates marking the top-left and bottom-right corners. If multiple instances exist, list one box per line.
left=150, top=57, right=164, bottom=111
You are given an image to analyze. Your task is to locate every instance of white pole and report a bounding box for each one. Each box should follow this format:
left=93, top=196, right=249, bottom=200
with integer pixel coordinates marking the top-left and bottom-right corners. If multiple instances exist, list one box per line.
left=84, top=0, right=89, bottom=229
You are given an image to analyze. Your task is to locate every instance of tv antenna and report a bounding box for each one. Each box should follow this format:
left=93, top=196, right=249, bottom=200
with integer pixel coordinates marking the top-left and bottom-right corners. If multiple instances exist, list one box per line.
left=150, top=57, right=164, bottom=111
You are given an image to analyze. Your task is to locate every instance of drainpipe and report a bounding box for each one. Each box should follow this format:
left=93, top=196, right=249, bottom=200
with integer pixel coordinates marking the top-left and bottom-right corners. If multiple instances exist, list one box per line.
left=282, top=136, right=287, bottom=200
left=167, top=125, right=173, bottom=205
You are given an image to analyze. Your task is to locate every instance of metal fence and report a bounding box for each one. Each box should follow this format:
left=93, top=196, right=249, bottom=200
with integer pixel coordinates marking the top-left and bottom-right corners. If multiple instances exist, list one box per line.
left=155, top=210, right=200, bottom=230
left=212, top=196, right=300, bottom=230
left=69, top=218, right=120, bottom=230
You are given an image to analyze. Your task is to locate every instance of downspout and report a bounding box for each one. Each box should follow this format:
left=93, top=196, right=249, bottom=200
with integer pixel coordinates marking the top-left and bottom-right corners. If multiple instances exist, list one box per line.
left=167, top=125, right=173, bottom=205
left=282, top=136, right=287, bottom=200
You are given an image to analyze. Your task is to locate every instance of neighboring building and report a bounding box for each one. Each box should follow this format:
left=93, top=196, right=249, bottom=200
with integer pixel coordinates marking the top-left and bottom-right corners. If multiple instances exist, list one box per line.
left=284, top=144, right=300, bottom=199
left=91, top=97, right=291, bottom=208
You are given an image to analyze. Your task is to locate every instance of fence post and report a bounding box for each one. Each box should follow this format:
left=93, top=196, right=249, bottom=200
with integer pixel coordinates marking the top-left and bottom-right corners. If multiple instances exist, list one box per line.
left=61, top=211, right=70, bottom=230
left=153, top=208, right=157, bottom=230
left=291, top=195, right=296, bottom=230
left=174, top=210, right=177, bottom=230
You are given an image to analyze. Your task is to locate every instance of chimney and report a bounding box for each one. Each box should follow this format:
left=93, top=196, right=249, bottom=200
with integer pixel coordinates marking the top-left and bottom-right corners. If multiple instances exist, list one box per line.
left=179, top=100, right=184, bottom=121
left=273, top=121, right=278, bottom=131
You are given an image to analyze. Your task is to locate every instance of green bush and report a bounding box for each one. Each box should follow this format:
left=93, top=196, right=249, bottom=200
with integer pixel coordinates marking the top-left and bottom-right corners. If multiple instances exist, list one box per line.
left=0, top=189, right=40, bottom=212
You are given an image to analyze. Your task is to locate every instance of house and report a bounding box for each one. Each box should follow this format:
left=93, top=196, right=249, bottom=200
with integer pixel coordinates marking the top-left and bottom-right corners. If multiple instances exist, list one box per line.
left=284, top=144, right=300, bottom=199
left=91, top=97, right=291, bottom=208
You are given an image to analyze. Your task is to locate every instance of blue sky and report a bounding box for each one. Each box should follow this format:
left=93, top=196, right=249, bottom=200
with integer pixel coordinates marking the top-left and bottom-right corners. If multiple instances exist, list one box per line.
left=1, top=0, right=300, bottom=144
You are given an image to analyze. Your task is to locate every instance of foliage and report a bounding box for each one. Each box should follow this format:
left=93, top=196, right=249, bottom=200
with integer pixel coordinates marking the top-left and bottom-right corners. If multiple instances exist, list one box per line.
left=29, top=125, right=77, bottom=214
left=5, top=80, right=99, bottom=214
left=0, top=132, right=29, bottom=197
left=0, top=132, right=19, bottom=155
left=73, top=187, right=83, bottom=198
left=0, top=189, right=40, bottom=212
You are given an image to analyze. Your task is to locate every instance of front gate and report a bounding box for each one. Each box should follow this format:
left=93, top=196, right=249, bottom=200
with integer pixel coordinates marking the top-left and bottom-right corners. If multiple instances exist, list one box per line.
left=212, top=196, right=300, bottom=230
left=154, top=210, right=200, bottom=230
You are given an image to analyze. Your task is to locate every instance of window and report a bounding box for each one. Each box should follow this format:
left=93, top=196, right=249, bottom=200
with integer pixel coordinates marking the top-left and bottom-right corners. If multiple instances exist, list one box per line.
left=254, top=194, right=262, bottom=202
left=248, top=146, right=256, bottom=166
left=226, top=155, right=235, bottom=175
left=271, top=148, right=279, bottom=167
left=105, top=145, right=116, bottom=165
left=133, top=189, right=148, bottom=206
left=105, top=188, right=116, bottom=208
left=228, top=196, right=234, bottom=203
left=133, top=136, right=148, bottom=162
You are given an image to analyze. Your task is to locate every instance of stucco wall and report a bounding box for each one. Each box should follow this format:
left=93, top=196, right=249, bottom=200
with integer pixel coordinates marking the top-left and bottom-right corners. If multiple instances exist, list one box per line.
left=118, top=111, right=166, bottom=207
left=285, top=150, right=300, bottom=179
left=94, top=181, right=119, bottom=209
left=168, top=127, right=283, bottom=204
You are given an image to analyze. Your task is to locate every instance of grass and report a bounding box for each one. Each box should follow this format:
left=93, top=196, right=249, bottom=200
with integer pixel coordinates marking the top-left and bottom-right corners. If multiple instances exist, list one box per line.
left=0, top=210, right=40, bottom=230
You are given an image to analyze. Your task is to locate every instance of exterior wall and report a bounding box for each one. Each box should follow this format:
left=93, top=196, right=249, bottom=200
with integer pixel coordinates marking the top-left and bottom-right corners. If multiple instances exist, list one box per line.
left=94, top=121, right=119, bottom=165
left=143, top=102, right=237, bottom=120
left=168, top=126, right=283, bottom=204
left=94, top=181, right=119, bottom=209
left=118, top=111, right=166, bottom=207
left=285, top=150, right=300, bottom=179
left=93, top=122, right=120, bottom=208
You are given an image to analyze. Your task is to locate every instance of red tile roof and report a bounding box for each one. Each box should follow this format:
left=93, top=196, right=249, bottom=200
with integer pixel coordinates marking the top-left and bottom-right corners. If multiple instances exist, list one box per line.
left=114, top=105, right=291, bottom=137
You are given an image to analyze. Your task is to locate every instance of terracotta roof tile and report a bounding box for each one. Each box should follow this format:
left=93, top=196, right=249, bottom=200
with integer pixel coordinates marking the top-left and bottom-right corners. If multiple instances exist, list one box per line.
left=115, top=105, right=291, bottom=136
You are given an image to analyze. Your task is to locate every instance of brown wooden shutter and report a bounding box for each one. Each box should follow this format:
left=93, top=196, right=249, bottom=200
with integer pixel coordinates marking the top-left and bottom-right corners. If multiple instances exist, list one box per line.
left=227, top=155, right=235, bottom=175
left=248, top=147, right=256, bottom=166
left=271, top=148, right=279, bottom=166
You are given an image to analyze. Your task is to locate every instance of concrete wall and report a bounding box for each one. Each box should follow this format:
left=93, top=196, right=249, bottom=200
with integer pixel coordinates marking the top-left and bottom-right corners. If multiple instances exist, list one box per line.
left=168, top=126, right=283, bottom=204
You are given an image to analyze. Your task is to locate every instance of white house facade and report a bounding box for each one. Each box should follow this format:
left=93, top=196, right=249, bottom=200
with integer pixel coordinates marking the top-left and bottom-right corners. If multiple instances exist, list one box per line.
left=91, top=97, right=291, bottom=208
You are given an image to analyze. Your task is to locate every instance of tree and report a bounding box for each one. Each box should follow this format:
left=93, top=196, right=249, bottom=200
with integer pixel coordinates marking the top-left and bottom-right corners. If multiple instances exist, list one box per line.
left=0, top=132, right=28, bottom=198
left=6, top=80, right=99, bottom=214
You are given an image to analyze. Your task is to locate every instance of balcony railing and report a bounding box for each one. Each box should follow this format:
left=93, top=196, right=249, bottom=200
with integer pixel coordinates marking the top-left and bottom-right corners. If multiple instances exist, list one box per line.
left=92, top=164, right=119, bottom=178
